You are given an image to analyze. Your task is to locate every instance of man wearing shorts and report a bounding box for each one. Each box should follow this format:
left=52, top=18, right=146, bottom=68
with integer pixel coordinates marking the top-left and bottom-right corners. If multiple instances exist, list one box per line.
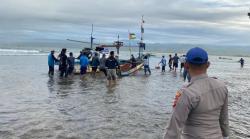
left=105, top=51, right=119, bottom=85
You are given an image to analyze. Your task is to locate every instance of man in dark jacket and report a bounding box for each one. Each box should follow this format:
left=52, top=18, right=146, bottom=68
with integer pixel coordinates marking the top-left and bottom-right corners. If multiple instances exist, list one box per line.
left=58, top=48, right=68, bottom=77
left=105, top=51, right=119, bottom=85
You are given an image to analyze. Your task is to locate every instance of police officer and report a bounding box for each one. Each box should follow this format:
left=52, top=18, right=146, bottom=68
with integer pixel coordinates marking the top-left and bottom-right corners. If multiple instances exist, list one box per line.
left=164, top=47, right=229, bottom=139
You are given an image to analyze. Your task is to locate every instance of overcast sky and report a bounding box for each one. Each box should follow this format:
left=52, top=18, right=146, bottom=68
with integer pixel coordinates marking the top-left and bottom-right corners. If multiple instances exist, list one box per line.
left=1, top=0, right=250, bottom=45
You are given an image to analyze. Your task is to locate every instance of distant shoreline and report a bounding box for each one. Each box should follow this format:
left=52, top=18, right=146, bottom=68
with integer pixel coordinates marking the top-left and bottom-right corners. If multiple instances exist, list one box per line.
left=0, top=42, right=249, bottom=57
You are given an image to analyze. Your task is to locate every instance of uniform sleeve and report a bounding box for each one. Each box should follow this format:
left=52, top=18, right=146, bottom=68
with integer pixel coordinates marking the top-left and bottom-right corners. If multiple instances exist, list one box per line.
left=219, top=88, right=229, bottom=137
left=164, top=92, right=192, bottom=139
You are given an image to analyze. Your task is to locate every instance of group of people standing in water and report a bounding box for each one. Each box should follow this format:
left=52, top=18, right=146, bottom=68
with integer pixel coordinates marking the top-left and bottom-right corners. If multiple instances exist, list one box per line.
left=48, top=48, right=245, bottom=85
left=47, top=47, right=244, bottom=139
left=48, top=48, right=77, bottom=77
left=48, top=48, right=120, bottom=84
left=158, top=53, right=191, bottom=82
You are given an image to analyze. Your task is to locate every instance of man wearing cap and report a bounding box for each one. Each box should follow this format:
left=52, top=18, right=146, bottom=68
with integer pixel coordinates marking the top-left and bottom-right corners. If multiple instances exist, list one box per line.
left=164, top=47, right=229, bottom=139
left=48, top=50, right=58, bottom=76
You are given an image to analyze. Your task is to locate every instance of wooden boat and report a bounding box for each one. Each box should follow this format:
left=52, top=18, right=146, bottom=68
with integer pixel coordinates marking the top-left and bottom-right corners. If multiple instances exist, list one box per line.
left=66, top=16, right=147, bottom=76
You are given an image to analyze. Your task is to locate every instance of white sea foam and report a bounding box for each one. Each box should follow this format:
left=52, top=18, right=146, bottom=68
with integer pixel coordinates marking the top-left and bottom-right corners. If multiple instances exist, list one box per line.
left=0, top=48, right=44, bottom=56
left=0, top=48, right=40, bottom=53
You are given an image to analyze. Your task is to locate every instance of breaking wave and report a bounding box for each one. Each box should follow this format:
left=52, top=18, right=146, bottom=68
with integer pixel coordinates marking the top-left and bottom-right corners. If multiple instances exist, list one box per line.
left=0, top=48, right=46, bottom=56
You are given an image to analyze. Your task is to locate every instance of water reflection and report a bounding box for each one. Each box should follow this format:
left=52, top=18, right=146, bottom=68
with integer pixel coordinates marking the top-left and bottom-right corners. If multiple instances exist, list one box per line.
left=1, top=55, right=250, bottom=138
left=47, top=76, right=55, bottom=93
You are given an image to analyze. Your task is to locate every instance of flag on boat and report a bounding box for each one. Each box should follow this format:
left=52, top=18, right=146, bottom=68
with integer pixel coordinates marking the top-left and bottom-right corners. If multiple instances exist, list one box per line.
left=129, top=33, right=136, bottom=40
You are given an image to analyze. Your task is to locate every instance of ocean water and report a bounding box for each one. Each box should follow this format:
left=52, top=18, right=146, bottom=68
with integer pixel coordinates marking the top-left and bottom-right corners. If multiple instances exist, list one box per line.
left=0, top=47, right=249, bottom=139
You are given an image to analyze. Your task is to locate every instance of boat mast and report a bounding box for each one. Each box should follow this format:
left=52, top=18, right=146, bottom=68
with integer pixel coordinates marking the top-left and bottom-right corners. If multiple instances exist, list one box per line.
left=117, top=34, right=120, bottom=55
left=139, top=15, right=145, bottom=58
left=90, top=24, right=95, bottom=49
left=141, top=15, right=144, bottom=43
left=114, top=34, right=123, bottom=55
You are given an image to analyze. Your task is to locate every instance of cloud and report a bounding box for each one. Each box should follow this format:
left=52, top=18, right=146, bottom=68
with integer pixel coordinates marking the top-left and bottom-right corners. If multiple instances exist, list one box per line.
left=0, top=0, right=250, bottom=45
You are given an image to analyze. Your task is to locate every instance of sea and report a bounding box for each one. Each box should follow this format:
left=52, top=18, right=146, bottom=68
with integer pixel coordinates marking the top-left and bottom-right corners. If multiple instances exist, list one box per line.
left=0, top=43, right=249, bottom=139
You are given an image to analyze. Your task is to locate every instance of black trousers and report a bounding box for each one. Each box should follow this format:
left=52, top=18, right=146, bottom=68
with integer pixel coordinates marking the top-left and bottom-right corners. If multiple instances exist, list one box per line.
left=162, top=66, right=166, bottom=72
left=60, top=66, right=68, bottom=77
left=67, top=67, right=74, bottom=75
left=48, top=66, right=54, bottom=75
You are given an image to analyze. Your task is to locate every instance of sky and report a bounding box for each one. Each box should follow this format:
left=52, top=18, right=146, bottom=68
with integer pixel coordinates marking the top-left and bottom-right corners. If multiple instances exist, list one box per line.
left=1, top=0, right=250, bottom=46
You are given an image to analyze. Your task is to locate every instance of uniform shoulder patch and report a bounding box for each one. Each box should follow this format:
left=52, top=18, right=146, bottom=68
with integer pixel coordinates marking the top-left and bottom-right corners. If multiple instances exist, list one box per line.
left=173, top=90, right=182, bottom=108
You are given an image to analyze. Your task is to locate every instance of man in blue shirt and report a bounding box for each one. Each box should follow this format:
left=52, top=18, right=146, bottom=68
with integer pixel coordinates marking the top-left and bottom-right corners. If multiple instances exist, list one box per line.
left=48, top=50, right=58, bottom=76
left=80, top=52, right=89, bottom=75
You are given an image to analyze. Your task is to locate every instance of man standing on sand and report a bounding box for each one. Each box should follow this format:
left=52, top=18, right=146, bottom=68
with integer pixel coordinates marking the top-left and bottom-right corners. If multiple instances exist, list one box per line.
left=105, top=51, right=119, bottom=85
left=172, top=53, right=179, bottom=72
left=164, top=47, right=229, bottom=139
left=48, top=50, right=58, bottom=76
